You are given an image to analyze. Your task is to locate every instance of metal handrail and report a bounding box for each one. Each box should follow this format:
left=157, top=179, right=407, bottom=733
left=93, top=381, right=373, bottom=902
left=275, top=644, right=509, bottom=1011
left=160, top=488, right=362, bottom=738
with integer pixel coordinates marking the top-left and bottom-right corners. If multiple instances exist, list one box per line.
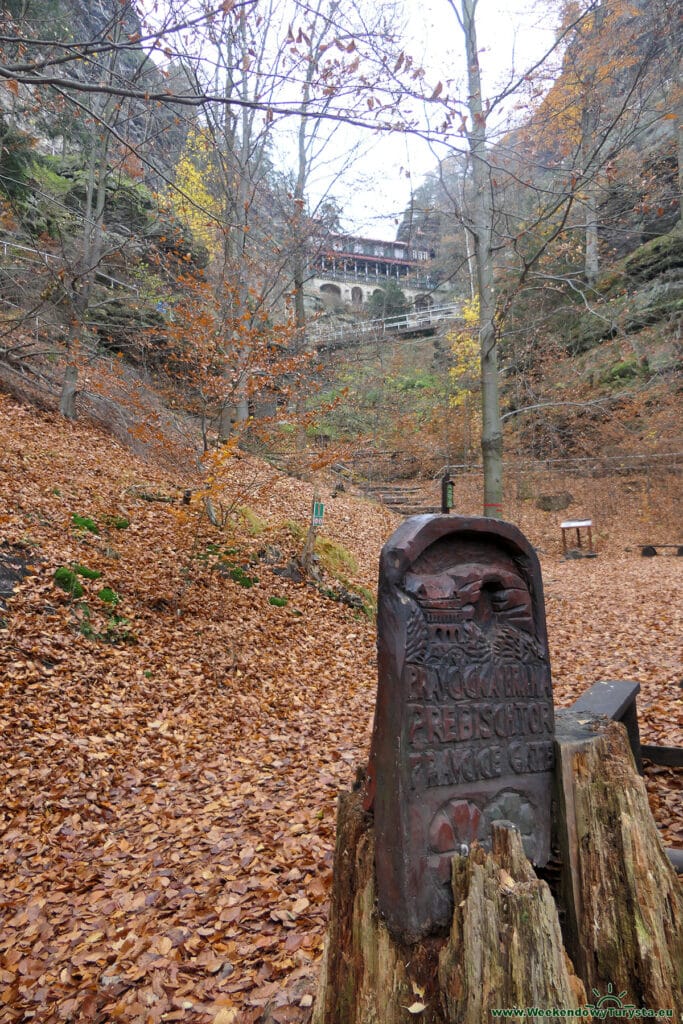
left=309, top=302, right=462, bottom=345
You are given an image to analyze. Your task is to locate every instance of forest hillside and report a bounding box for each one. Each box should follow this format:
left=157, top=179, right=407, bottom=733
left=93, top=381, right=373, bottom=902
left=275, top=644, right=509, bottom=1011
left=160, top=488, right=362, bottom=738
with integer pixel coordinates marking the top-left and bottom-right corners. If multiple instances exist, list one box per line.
left=0, top=390, right=680, bottom=1023
left=0, top=0, right=680, bottom=477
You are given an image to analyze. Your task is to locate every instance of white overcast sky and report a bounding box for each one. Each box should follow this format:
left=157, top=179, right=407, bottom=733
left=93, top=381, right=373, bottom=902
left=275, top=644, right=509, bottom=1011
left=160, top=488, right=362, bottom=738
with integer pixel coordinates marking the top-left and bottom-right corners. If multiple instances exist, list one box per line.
left=142, top=0, right=559, bottom=241
left=317, top=0, right=559, bottom=239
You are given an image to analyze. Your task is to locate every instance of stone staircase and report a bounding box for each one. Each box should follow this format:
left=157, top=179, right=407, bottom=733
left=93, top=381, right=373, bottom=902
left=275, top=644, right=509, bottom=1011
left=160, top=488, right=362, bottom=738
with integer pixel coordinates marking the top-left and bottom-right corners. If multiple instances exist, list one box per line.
left=362, top=482, right=440, bottom=516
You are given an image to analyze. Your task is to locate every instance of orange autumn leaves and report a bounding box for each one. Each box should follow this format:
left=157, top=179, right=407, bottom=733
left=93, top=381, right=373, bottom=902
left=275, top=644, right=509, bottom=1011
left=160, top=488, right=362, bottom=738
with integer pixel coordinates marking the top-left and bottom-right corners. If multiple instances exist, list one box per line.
left=0, top=392, right=680, bottom=1022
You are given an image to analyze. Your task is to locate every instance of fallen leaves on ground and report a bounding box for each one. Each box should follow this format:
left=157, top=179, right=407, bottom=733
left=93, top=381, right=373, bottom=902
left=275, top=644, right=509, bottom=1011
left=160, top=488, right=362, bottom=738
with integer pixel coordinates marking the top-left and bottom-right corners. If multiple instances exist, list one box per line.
left=0, top=394, right=680, bottom=1023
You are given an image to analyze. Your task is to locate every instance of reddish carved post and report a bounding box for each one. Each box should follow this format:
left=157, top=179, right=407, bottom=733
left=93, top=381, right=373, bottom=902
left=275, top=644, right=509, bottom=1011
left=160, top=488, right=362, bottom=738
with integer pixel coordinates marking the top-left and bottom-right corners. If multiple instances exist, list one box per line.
left=364, top=514, right=555, bottom=943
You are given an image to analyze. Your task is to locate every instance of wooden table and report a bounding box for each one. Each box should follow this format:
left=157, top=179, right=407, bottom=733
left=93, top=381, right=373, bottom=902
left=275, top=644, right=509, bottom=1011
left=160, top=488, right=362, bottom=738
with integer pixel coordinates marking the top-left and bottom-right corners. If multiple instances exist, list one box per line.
left=560, top=518, right=594, bottom=555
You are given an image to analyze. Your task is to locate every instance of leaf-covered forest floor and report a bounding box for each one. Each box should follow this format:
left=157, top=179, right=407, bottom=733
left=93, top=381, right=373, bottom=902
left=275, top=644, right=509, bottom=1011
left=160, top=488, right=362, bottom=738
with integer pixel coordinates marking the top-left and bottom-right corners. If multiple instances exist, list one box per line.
left=0, top=393, right=680, bottom=1024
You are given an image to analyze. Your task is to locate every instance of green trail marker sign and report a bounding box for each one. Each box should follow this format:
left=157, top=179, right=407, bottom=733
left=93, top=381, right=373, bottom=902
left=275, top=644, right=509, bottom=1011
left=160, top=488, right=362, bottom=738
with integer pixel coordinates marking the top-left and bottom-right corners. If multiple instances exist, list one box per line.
left=312, top=500, right=325, bottom=527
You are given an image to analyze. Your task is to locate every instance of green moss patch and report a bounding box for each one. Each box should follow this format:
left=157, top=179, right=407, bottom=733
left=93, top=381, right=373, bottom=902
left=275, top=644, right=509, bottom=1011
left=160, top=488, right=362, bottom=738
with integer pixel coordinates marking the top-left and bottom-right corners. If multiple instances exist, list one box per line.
left=72, top=564, right=102, bottom=580
left=229, top=567, right=258, bottom=588
left=72, top=514, right=99, bottom=534
left=53, top=566, right=84, bottom=598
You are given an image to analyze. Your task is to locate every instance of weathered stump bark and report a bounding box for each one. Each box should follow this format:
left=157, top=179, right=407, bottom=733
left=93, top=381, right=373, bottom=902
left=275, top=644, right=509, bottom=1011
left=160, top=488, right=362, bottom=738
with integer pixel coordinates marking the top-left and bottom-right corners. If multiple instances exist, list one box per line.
left=313, top=791, right=583, bottom=1024
left=554, top=716, right=683, bottom=1012
left=439, top=824, right=586, bottom=1021
left=314, top=719, right=683, bottom=1022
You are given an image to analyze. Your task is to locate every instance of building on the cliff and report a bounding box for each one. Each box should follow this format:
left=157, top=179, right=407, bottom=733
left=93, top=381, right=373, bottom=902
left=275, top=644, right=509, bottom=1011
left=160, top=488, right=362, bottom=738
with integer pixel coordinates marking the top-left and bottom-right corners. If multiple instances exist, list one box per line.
left=305, top=233, right=444, bottom=312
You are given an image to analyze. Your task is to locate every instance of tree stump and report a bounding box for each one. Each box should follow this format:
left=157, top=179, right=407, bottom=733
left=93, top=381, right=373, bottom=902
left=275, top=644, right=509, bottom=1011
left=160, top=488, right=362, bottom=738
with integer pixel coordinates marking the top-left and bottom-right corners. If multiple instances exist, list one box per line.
left=313, top=719, right=683, bottom=1023
left=59, top=363, right=78, bottom=420
left=554, top=715, right=683, bottom=1011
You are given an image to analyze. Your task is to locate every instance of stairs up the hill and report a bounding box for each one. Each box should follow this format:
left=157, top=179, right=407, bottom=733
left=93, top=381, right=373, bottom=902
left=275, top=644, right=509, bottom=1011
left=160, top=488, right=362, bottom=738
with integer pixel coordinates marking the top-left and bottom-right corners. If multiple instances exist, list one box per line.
left=362, top=482, right=440, bottom=516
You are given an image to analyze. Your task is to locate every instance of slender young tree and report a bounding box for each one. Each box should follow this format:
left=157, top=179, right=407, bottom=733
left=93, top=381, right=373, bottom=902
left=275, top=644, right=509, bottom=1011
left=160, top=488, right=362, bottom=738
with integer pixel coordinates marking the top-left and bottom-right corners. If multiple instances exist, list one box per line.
left=443, top=0, right=504, bottom=514
left=399, top=0, right=679, bottom=515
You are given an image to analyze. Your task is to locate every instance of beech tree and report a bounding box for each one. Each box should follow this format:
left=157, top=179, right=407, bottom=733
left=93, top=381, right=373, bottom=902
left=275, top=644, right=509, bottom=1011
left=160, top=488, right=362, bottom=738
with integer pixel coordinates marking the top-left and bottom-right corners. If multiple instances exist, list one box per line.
left=156, top=267, right=302, bottom=453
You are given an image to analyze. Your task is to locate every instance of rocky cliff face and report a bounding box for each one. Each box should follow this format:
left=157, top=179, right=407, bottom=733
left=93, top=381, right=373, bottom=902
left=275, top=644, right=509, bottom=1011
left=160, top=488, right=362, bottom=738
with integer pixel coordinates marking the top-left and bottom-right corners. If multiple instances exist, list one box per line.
left=1, top=0, right=189, bottom=179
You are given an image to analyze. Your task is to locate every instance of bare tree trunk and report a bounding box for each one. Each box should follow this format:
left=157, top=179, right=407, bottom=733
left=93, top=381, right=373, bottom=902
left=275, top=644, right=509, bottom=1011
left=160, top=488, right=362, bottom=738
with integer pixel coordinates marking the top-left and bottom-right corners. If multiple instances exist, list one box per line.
left=229, top=24, right=255, bottom=435
left=581, top=104, right=600, bottom=286
left=208, top=4, right=271, bottom=439
left=57, top=47, right=117, bottom=419
left=584, top=184, right=600, bottom=285
left=675, top=93, right=683, bottom=232
left=579, top=3, right=607, bottom=285
left=293, top=107, right=309, bottom=338
left=458, top=0, right=503, bottom=517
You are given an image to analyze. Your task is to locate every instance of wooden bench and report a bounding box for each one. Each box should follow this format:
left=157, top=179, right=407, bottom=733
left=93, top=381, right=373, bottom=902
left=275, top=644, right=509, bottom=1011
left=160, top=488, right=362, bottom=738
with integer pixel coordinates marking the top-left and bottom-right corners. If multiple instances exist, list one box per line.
left=641, top=544, right=683, bottom=557
left=640, top=744, right=683, bottom=767
left=570, top=680, right=641, bottom=772
left=570, top=678, right=683, bottom=770
left=560, top=519, right=595, bottom=556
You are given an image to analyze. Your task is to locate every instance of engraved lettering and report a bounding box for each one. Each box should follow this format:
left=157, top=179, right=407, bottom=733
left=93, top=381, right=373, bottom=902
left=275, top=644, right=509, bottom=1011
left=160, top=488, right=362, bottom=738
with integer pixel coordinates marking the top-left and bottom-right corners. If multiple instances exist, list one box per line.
left=446, top=664, right=464, bottom=699
left=509, top=740, right=554, bottom=774
left=405, top=663, right=427, bottom=700
left=409, top=704, right=427, bottom=746
left=442, top=705, right=457, bottom=742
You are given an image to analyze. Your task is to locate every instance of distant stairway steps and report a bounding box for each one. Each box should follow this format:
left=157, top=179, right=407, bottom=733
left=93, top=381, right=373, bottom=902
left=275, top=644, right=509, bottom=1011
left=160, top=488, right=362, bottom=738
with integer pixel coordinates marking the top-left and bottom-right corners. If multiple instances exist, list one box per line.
left=362, top=482, right=438, bottom=516
left=397, top=504, right=441, bottom=516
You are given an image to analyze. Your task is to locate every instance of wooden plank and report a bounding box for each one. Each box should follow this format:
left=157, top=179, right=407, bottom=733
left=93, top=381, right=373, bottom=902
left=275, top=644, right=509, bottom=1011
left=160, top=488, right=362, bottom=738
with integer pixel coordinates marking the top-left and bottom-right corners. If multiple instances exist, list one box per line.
left=641, top=744, right=683, bottom=768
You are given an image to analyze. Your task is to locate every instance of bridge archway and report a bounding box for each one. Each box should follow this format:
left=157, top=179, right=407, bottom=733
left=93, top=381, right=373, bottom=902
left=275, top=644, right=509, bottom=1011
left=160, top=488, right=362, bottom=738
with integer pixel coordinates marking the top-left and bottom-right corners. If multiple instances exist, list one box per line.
left=320, top=282, right=342, bottom=307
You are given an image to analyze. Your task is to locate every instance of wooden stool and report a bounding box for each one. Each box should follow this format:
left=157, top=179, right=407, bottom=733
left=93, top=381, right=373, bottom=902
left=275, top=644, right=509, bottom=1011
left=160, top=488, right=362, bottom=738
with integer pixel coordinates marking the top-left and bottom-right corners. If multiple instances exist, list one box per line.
left=560, top=518, right=594, bottom=555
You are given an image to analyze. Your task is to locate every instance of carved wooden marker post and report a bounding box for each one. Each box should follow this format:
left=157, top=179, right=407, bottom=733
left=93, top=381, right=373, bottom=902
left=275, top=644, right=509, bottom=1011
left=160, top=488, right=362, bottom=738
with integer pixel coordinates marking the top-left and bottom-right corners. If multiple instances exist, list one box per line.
left=314, top=515, right=683, bottom=1024
left=364, top=514, right=554, bottom=942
